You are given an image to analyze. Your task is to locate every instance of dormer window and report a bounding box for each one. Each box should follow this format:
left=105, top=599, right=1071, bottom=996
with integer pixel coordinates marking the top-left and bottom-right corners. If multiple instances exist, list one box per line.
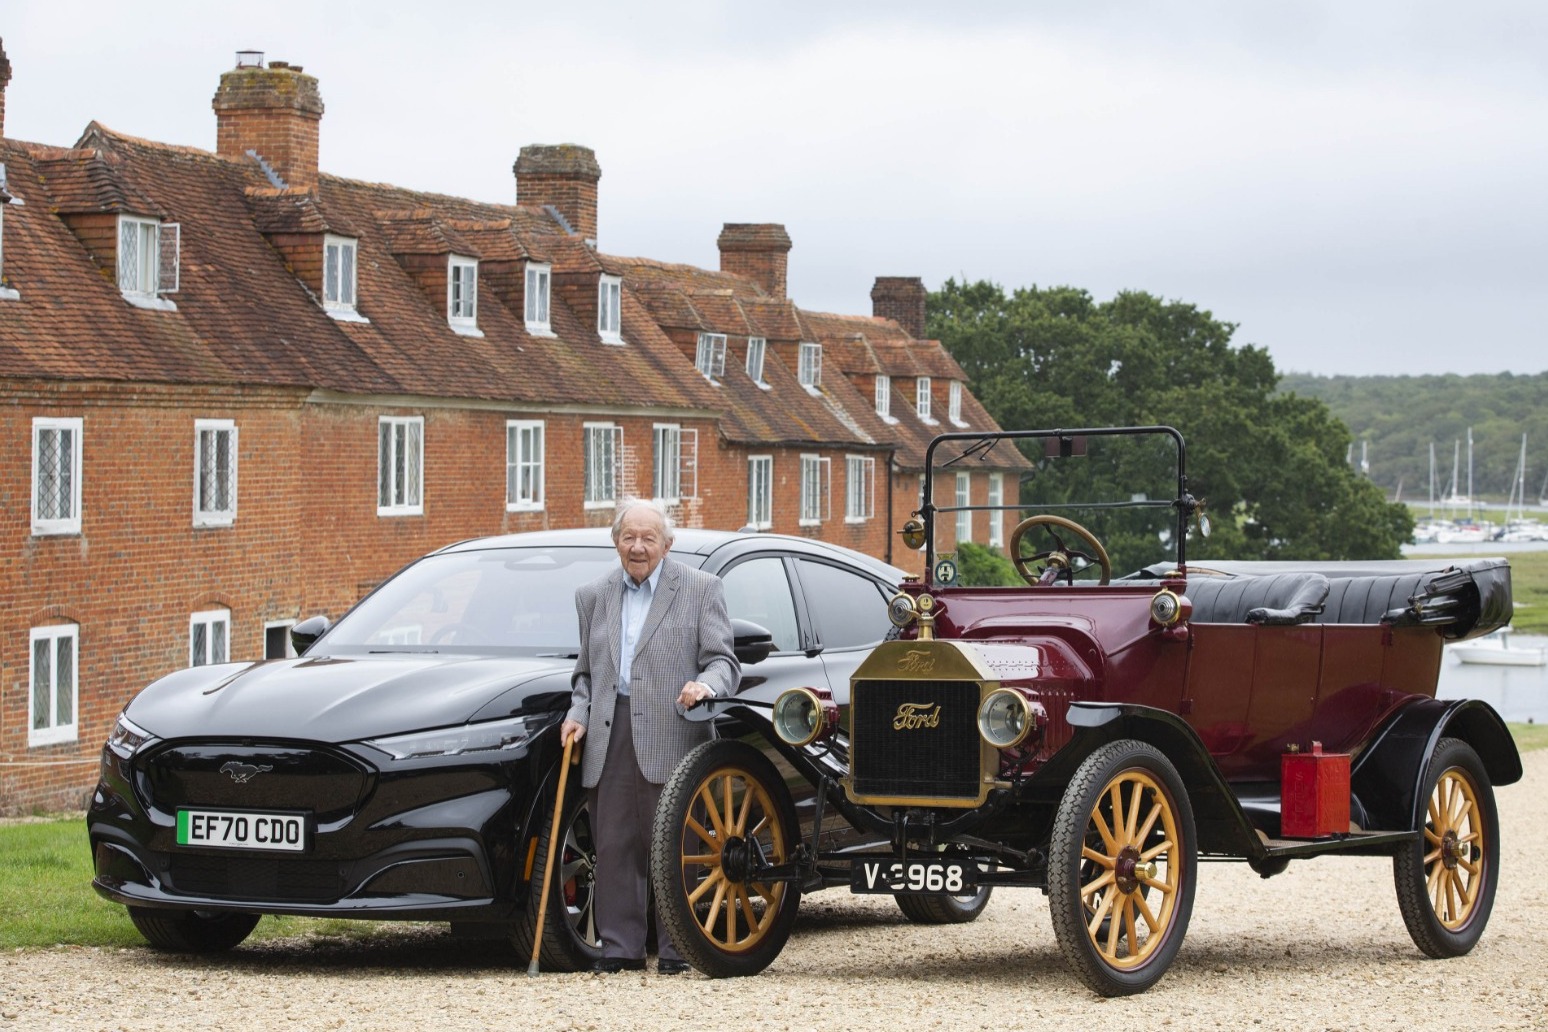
left=118, top=214, right=179, bottom=310
left=949, top=380, right=967, bottom=426
left=696, top=333, right=727, bottom=380
left=798, top=342, right=822, bottom=390
left=916, top=377, right=933, bottom=421
left=0, top=166, right=15, bottom=301
left=525, top=262, right=553, bottom=336
left=598, top=275, right=623, bottom=344
left=746, top=337, right=767, bottom=387
left=448, top=255, right=480, bottom=335
left=875, top=374, right=891, bottom=418
left=323, top=234, right=358, bottom=313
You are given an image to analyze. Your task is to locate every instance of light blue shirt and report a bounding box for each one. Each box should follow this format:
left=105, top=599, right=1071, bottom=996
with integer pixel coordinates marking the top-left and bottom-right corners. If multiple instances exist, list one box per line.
left=617, top=563, right=663, bottom=697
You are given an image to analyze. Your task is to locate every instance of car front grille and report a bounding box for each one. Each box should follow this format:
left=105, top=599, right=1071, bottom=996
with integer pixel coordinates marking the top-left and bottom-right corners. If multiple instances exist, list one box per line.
left=139, top=743, right=371, bottom=823
left=167, top=854, right=346, bottom=902
left=849, top=678, right=983, bottom=803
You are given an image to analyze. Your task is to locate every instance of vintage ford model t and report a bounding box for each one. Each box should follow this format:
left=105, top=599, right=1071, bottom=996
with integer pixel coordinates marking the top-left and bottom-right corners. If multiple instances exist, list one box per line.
left=649, top=426, right=1521, bottom=995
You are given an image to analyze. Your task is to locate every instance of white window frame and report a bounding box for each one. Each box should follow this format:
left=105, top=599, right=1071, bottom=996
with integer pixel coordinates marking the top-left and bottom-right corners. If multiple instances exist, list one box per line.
left=598, top=275, right=623, bottom=344
left=190, top=609, right=231, bottom=668
left=988, top=473, right=1004, bottom=549
left=32, top=417, right=83, bottom=536
left=264, top=619, right=298, bottom=660
left=525, top=262, right=553, bottom=336
left=955, top=471, right=972, bottom=543
left=875, top=374, right=891, bottom=418
left=584, top=423, right=623, bottom=508
left=799, top=453, right=831, bottom=526
left=747, top=455, right=773, bottom=530
left=745, top=337, right=768, bottom=387
left=916, top=377, right=933, bottom=421
left=798, top=342, right=822, bottom=389
left=695, top=333, right=727, bottom=380
left=29, top=623, right=79, bottom=747
left=949, top=380, right=967, bottom=426
left=506, top=420, right=545, bottom=512
left=377, top=416, right=424, bottom=516
left=654, top=423, right=683, bottom=503
left=323, top=234, right=358, bottom=313
left=845, top=455, right=875, bottom=523
left=448, top=255, right=480, bottom=334
left=193, top=419, right=238, bottom=527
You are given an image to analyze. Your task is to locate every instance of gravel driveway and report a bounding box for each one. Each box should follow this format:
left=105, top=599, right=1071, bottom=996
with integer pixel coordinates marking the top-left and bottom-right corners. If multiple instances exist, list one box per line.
left=5, top=749, right=1544, bottom=1032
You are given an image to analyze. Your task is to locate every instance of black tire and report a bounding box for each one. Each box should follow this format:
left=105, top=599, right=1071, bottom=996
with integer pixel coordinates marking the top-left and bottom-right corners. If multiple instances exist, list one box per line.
left=649, top=740, right=801, bottom=978
left=513, top=773, right=602, bottom=972
left=1047, top=740, right=1196, bottom=996
left=893, top=883, right=993, bottom=924
left=127, top=907, right=259, bottom=952
left=1393, top=737, right=1500, bottom=958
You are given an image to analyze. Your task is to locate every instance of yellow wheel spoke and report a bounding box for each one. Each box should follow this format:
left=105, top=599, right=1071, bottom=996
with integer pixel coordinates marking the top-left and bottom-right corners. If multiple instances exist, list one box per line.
left=1123, top=782, right=1143, bottom=842
left=1092, top=806, right=1117, bottom=853
left=685, top=814, right=719, bottom=853
left=720, top=774, right=736, bottom=837
left=681, top=852, right=719, bottom=865
left=1123, top=896, right=1140, bottom=950
left=1139, top=839, right=1173, bottom=863
left=1134, top=889, right=1161, bottom=933
left=1139, top=871, right=1176, bottom=897
left=1107, top=783, right=1127, bottom=844
left=748, top=814, right=769, bottom=840
left=1086, top=887, right=1116, bottom=936
left=701, top=879, right=729, bottom=937
left=697, top=783, right=728, bottom=840
left=1082, top=869, right=1116, bottom=898
left=1135, top=800, right=1162, bottom=845
left=1104, top=896, right=1125, bottom=956
left=687, top=867, right=724, bottom=905
left=1081, top=845, right=1115, bottom=869
left=733, top=780, right=754, bottom=836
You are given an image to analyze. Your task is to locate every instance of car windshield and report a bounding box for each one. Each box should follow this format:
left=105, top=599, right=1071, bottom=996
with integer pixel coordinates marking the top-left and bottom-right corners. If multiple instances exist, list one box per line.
left=320, top=546, right=693, bottom=654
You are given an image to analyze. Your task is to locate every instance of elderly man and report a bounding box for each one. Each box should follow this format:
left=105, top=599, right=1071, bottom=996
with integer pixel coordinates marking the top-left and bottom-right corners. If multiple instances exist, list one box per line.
left=559, top=498, right=739, bottom=975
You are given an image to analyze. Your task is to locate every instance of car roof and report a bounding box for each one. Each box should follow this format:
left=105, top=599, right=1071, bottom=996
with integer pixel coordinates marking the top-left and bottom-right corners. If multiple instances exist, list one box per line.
left=433, top=527, right=905, bottom=580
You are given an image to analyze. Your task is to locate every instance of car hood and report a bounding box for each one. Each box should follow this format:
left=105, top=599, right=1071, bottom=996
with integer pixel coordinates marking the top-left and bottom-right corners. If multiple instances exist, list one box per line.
left=123, top=652, right=575, bottom=744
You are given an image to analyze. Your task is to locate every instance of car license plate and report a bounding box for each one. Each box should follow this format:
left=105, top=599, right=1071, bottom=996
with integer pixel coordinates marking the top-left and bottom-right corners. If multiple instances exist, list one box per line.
left=176, top=809, right=308, bottom=852
left=851, top=859, right=976, bottom=894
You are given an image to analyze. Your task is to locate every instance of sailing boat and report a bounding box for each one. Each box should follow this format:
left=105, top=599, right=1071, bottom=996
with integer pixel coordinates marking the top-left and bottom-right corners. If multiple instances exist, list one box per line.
left=1437, top=429, right=1488, bottom=543
left=1502, top=434, right=1548, bottom=541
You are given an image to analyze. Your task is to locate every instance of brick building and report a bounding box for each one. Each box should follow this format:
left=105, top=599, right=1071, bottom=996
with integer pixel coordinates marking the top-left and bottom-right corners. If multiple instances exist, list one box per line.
left=0, top=43, right=1023, bottom=811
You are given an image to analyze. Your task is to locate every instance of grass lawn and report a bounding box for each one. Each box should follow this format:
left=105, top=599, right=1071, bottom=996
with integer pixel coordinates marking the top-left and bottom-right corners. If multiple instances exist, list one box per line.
left=7, top=718, right=1544, bottom=950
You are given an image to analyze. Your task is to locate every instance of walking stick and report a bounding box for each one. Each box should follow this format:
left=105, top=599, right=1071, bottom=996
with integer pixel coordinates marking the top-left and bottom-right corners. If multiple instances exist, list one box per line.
left=528, top=733, right=575, bottom=977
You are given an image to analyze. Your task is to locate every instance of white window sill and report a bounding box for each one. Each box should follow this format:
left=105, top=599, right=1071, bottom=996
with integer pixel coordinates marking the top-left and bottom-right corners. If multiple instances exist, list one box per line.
left=506, top=502, right=546, bottom=513
left=918, top=415, right=939, bottom=426
left=123, top=292, right=177, bottom=312
left=376, top=505, right=424, bottom=517
left=451, top=322, right=484, bottom=338
left=753, top=380, right=772, bottom=391
left=526, top=324, right=557, bottom=338
left=0, top=286, right=19, bottom=301
left=327, top=306, right=371, bottom=324
left=31, top=523, right=81, bottom=537
left=194, top=514, right=236, bottom=528
left=801, top=384, right=822, bottom=397
left=29, top=726, right=79, bottom=748
left=583, top=499, right=616, bottom=510
left=844, top=516, right=870, bottom=525
left=877, top=413, right=898, bottom=425
left=599, top=332, right=625, bottom=346
left=949, top=418, right=970, bottom=429
left=798, top=519, right=822, bottom=528
left=747, top=522, right=772, bottom=532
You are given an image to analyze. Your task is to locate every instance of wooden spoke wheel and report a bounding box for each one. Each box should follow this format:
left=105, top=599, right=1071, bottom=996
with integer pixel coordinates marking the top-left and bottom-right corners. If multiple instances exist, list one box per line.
left=1048, top=740, right=1195, bottom=996
left=1008, top=515, right=1112, bottom=586
left=650, top=740, right=801, bottom=977
left=1394, top=738, right=1499, bottom=958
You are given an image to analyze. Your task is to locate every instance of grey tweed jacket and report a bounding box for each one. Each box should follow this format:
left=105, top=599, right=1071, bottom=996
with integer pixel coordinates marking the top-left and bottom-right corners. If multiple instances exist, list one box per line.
left=566, top=557, right=740, bottom=787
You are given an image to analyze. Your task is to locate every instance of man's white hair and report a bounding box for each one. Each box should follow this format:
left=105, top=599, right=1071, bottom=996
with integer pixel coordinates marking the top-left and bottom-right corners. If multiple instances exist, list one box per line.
left=610, top=496, right=675, bottom=543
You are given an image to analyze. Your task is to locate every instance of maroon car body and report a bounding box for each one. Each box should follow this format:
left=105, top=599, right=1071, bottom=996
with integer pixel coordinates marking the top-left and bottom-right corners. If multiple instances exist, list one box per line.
left=649, top=426, right=1522, bottom=995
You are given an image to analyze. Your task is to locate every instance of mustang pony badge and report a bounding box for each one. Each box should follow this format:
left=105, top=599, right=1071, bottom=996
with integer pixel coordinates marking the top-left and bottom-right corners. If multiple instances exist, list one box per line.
left=220, top=760, right=273, bottom=784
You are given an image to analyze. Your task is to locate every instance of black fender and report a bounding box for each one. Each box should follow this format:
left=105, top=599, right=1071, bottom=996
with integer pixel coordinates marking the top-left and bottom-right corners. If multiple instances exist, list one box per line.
left=1031, top=701, right=1264, bottom=859
left=1351, top=697, right=1522, bottom=833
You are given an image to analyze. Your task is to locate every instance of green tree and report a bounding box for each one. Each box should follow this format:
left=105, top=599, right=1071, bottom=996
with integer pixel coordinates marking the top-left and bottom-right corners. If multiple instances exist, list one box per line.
left=928, top=280, right=1413, bottom=567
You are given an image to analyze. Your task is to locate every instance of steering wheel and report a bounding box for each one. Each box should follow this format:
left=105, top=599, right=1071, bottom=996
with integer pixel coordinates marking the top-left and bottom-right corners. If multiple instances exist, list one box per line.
left=1008, top=515, right=1112, bottom=587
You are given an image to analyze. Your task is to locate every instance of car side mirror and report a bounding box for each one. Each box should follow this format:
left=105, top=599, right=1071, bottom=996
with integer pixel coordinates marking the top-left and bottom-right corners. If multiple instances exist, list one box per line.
left=731, top=618, right=776, bottom=667
left=290, top=615, right=331, bottom=656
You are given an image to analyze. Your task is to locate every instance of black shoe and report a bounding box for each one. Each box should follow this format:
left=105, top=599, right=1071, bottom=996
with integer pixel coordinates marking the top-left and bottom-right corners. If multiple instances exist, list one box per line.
left=591, top=957, right=647, bottom=973
left=656, top=959, right=691, bottom=976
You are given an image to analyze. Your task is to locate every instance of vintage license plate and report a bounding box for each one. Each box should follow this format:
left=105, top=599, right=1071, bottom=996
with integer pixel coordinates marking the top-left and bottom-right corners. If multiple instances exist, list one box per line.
left=851, top=859, right=976, bottom=894
left=176, top=809, right=308, bottom=852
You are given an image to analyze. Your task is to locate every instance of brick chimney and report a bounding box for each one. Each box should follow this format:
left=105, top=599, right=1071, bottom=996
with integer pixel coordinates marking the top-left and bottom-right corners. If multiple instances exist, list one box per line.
left=0, top=38, right=12, bottom=138
left=514, top=144, right=601, bottom=244
left=871, top=276, right=927, bottom=339
left=718, top=223, right=792, bottom=299
left=211, top=52, right=323, bottom=191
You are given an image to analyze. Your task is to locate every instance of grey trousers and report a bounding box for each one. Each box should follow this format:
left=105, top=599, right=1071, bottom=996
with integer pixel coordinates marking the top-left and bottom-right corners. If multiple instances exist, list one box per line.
left=589, top=696, right=681, bottom=962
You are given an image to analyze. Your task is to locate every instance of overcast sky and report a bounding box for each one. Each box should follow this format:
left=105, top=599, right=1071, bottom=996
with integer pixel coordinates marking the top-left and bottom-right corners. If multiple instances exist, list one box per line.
left=4, top=1, right=1544, bottom=377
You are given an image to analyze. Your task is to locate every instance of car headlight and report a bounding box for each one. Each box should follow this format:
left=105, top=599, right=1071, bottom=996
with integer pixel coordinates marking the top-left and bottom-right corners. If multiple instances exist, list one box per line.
left=977, top=688, right=1041, bottom=749
left=106, top=713, right=155, bottom=759
left=771, top=687, right=838, bottom=747
left=367, top=714, right=550, bottom=760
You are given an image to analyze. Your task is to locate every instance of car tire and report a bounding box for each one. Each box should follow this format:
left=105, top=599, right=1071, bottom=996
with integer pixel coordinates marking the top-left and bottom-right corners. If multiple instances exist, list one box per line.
left=893, top=883, right=993, bottom=924
left=513, top=772, right=602, bottom=972
left=650, top=739, right=801, bottom=978
left=1393, top=737, right=1499, bottom=958
left=1047, top=740, right=1196, bottom=996
left=127, top=907, right=260, bottom=952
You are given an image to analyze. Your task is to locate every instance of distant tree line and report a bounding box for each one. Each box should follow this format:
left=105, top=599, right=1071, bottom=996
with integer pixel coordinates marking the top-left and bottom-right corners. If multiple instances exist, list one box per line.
left=1279, top=372, right=1548, bottom=505
left=926, top=280, right=1413, bottom=569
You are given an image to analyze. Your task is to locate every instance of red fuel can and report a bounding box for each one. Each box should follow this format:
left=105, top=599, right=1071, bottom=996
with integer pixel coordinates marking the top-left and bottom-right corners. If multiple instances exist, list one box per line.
left=1280, top=741, right=1350, bottom=838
